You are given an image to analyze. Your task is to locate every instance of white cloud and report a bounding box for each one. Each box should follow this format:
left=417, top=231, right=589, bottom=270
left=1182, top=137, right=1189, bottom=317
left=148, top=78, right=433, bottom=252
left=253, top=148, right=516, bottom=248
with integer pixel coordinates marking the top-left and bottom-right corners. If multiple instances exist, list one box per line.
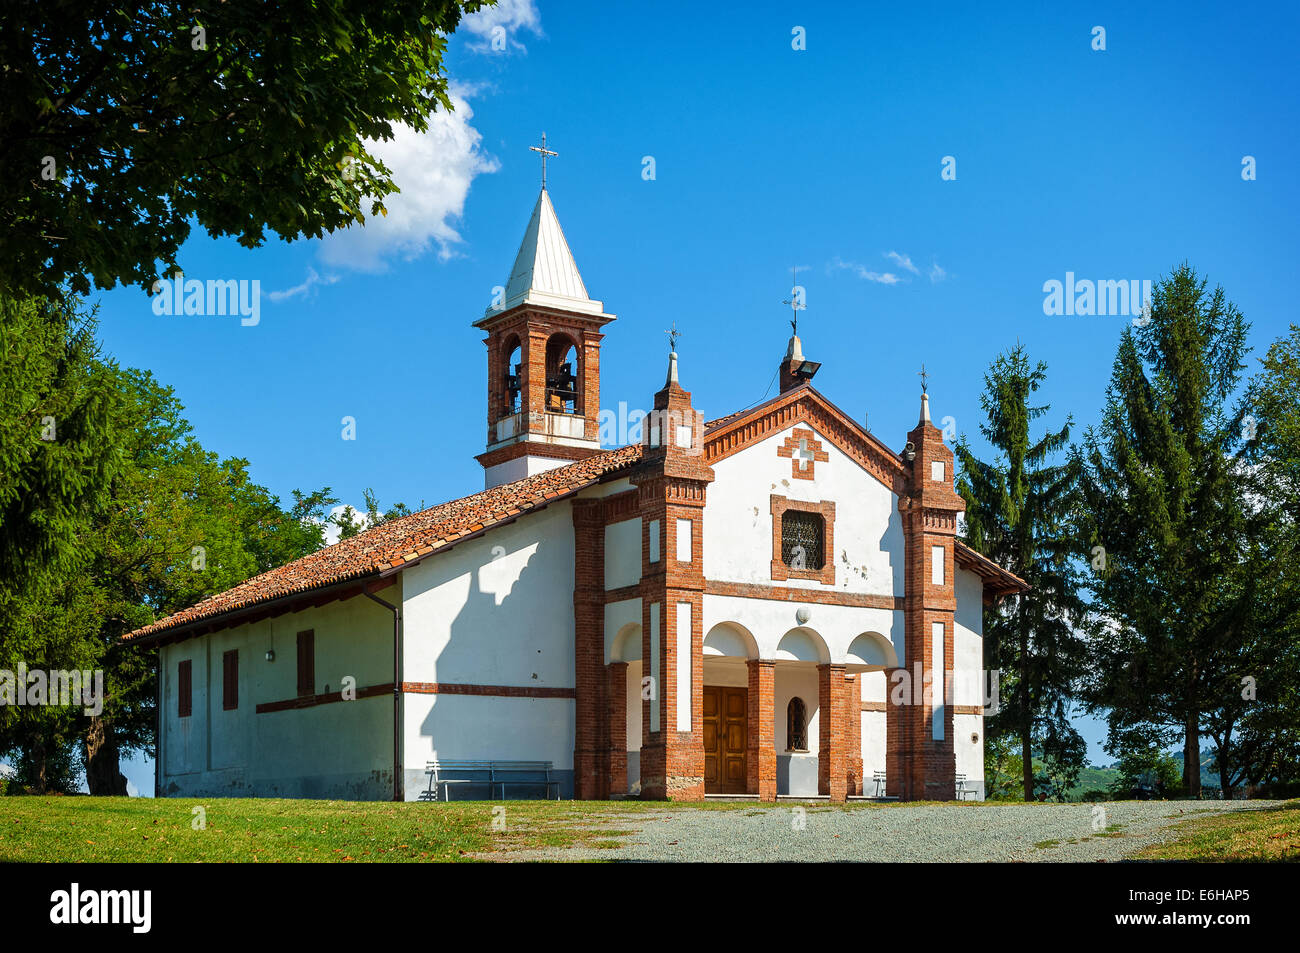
left=320, top=504, right=370, bottom=546
left=829, top=256, right=903, bottom=285
left=461, top=0, right=543, bottom=53
left=929, top=262, right=948, bottom=283
left=268, top=267, right=339, bottom=302
left=885, top=251, right=919, bottom=275
left=317, top=85, right=500, bottom=272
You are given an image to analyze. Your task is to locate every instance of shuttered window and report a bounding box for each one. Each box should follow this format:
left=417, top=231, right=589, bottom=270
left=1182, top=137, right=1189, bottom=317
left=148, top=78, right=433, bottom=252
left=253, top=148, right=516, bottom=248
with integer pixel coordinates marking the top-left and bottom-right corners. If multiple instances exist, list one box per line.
left=222, top=650, right=239, bottom=711
left=296, top=630, right=315, bottom=697
left=178, top=659, right=192, bottom=718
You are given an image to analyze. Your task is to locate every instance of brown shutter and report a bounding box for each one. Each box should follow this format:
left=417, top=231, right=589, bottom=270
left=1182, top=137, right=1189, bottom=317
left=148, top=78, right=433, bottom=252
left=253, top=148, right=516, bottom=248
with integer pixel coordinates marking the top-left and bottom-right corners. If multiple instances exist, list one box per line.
left=296, top=630, right=315, bottom=697
left=222, top=650, right=238, bottom=711
left=178, top=659, right=192, bottom=718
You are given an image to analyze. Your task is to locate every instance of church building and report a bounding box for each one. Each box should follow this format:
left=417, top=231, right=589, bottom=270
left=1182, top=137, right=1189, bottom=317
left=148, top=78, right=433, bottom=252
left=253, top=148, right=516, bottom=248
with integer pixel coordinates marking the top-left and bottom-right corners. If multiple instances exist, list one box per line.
left=125, top=179, right=1026, bottom=803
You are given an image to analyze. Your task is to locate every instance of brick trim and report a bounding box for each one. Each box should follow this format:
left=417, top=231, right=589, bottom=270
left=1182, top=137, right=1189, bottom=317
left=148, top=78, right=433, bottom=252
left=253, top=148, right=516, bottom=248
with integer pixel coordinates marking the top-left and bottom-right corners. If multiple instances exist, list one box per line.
left=776, top=427, right=829, bottom=481
left=704, top=579, right=900, bottom=610
left=861, top=700, right=888, bottom=712
left=401, top=681, right=576, bottom=699
left=770, top=495, right=835, bottom=586
left=255, top=680, right=575, bottom=713
left=256, top=682, right=394, bottom=713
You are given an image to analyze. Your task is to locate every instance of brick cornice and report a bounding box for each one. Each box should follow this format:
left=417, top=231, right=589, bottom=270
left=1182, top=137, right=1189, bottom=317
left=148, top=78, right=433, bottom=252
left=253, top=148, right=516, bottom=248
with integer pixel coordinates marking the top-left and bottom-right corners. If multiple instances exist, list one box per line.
left=475, top=438, right=600, bottom=470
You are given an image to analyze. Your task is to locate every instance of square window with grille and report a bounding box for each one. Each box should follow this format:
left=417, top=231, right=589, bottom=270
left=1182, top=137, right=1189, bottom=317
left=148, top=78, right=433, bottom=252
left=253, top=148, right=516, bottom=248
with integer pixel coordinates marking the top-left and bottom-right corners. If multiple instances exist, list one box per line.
left=781, top=510, right=825, bottom=570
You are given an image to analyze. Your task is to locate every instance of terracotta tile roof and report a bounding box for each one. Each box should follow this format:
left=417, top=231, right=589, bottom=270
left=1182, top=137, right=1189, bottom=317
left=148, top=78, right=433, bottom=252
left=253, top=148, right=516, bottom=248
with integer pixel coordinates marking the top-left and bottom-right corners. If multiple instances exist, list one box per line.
left=953, top=540, right=1029, bottom=596
left=122, top=444, right=643, bottom=643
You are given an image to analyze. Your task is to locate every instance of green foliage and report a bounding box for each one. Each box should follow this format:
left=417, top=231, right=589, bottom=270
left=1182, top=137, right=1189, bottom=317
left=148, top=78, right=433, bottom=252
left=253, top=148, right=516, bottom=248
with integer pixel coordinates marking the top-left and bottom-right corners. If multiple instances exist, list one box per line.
left=0, top=0, right=486, bottom=297
left=956, top=344, right=1087, bottom=800
left=1108, top=738, right=1183, bottom=798
left=1, top=294, right=338, bottom=791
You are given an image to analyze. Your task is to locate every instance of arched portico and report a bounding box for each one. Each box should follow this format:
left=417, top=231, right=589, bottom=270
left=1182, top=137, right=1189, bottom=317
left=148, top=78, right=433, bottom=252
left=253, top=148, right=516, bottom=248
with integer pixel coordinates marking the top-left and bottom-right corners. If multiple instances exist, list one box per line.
left=608, top=623, right=642, bottom=796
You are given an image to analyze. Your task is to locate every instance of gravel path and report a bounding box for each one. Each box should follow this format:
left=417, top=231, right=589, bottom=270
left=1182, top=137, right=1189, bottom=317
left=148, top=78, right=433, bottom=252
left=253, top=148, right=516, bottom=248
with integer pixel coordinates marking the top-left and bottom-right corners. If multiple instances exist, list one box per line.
left=487, top=800, right=1286, bottom=862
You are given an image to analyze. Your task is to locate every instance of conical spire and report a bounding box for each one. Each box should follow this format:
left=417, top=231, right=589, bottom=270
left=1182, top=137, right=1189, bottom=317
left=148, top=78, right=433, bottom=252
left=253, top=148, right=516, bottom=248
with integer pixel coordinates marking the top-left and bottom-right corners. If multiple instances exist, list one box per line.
left=919, top=391, right=931, bottom=424
left=492, top=189, right=605, bottom=316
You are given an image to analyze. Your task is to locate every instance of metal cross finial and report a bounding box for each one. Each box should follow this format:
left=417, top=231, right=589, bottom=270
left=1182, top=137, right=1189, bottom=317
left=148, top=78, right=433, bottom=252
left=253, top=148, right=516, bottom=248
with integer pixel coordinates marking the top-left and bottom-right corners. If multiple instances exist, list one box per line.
left=918, top=363, right=930, bottom=395
left=666, top=321, right=680, bottom=351
left=529, top=132, right=558, bottom=190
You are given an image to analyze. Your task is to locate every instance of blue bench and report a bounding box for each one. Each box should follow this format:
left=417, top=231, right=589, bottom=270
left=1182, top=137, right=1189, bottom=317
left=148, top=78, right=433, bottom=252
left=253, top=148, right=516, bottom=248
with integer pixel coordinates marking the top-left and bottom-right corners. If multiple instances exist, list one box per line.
left=421, top=759, right=559, bottom=801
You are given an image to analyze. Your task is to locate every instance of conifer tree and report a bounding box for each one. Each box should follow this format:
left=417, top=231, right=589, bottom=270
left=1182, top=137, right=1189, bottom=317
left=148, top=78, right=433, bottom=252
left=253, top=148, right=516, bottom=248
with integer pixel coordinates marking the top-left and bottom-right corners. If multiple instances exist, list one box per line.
left=956, top=345, right=1086, bottom=800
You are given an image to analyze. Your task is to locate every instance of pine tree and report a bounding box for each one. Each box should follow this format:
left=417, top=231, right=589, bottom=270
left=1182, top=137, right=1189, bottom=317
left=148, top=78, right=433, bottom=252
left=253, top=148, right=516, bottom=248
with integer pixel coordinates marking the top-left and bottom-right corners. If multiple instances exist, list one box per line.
left=955, top=344, right=1087, bottom=801
left=1076, top=264, right=1284, bottom=798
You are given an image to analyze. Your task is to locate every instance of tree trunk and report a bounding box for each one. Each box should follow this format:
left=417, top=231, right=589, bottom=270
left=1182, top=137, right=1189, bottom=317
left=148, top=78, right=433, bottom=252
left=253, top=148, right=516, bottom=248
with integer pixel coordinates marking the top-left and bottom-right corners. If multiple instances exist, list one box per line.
left=1020, top=627, right=1033, bottom=800
left=1183, top=713, right=1201, bottom=799
left=30, top=741, right=48, bottom=795
left=83, top=715, right=128, bottom=796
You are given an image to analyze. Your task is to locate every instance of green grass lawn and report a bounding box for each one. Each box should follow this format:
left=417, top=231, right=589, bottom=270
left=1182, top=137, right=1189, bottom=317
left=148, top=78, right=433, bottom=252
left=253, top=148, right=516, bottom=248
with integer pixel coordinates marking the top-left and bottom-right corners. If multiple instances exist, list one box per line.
left=1133, top=801, right=1300, bottom=861
left=0, top=796, right=647, bottom=862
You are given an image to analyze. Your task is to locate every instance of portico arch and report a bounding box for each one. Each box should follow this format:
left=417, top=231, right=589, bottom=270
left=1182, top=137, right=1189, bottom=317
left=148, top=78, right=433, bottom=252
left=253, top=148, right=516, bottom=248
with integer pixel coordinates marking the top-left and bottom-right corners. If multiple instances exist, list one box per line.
left=776, top=626, right=831, bottom=664
left=846, top=631, right=898, bottom=671
left=703, top=621, right=758, bottom=659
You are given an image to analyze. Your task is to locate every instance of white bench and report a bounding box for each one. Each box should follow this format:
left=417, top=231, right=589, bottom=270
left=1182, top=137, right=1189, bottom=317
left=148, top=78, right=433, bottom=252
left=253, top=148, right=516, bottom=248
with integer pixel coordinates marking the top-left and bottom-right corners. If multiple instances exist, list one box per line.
left=421, top=760, right=559, bottom=801
left=955, top=773, right=979, bottom=800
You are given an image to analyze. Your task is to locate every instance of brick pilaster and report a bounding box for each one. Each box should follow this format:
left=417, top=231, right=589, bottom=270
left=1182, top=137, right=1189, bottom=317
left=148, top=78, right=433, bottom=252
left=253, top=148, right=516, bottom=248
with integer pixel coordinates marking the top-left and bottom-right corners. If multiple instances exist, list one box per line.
left=895, top=391, right=964, bottom=800
left=572, top=498, right=606, bottom=799
left=845, top=672, right=862, bottom=796
left=747, top=659, right=777, bottom=801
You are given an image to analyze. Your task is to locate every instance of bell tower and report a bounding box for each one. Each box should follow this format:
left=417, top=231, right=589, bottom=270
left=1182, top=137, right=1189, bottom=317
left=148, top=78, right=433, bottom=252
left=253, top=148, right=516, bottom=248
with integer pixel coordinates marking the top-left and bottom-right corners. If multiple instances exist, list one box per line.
left=474, top=182, right=615, bottom=489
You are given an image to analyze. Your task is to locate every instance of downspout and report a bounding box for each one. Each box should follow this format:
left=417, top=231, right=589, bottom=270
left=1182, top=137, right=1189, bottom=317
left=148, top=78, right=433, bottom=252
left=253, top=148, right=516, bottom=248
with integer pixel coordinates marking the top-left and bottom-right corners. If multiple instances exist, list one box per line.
left=155, top=648, right=162, bottom=797
left=364, top=589, right=403, bottom=801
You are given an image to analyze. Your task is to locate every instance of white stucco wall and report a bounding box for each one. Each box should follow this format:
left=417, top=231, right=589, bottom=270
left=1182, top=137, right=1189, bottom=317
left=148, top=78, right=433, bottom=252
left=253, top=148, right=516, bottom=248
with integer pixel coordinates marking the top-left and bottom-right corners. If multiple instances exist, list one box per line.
left=158, top=586, right=398, bottom=799
left=399, top=501, right=579, bottom=797
left=703, top=422, right=905, bottom=596
left=953, top=566, right=986, bottom=799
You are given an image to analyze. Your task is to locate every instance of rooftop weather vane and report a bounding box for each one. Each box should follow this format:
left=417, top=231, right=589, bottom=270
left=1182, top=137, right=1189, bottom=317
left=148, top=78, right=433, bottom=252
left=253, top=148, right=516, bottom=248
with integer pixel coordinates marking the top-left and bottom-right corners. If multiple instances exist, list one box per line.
left=529, top=132, right=558, bottom=190
left=782, top=266, right=802, bottom=335
left=918, top=363, right=930, bottom=395
left=666, top=321, right=680, bottom=352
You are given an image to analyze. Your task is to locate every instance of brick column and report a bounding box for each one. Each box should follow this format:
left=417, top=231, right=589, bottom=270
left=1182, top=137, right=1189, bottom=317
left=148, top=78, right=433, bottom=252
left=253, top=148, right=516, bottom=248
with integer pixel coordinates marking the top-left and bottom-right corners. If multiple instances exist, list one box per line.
left=607, top=661, right=628, bottom=798
left=747, top=659, right=776, bottom=801
left=634, top=358, right=712, bottom=801
left=525, top=323, right=547, bottom=434
left=818, top=663, right=848, bottom=802
left=580, top=331, right=603, bottom=440
left=572, top=499, right=606, bottom=799
left=844, top=673, right=862, bottom=797
left=885, top=666, right=906, bottom=799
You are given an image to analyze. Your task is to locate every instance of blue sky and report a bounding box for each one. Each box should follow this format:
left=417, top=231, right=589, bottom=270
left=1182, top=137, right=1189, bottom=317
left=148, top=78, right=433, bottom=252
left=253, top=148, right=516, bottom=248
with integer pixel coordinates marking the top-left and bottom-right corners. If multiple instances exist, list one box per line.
left=85, top=1, right=1299, bottom=792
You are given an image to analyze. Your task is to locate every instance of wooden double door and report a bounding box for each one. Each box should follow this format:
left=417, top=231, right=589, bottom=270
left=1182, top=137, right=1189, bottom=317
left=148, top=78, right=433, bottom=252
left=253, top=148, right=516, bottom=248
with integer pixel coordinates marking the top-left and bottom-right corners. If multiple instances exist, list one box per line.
left=703, top=686, right=748, bottom=794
